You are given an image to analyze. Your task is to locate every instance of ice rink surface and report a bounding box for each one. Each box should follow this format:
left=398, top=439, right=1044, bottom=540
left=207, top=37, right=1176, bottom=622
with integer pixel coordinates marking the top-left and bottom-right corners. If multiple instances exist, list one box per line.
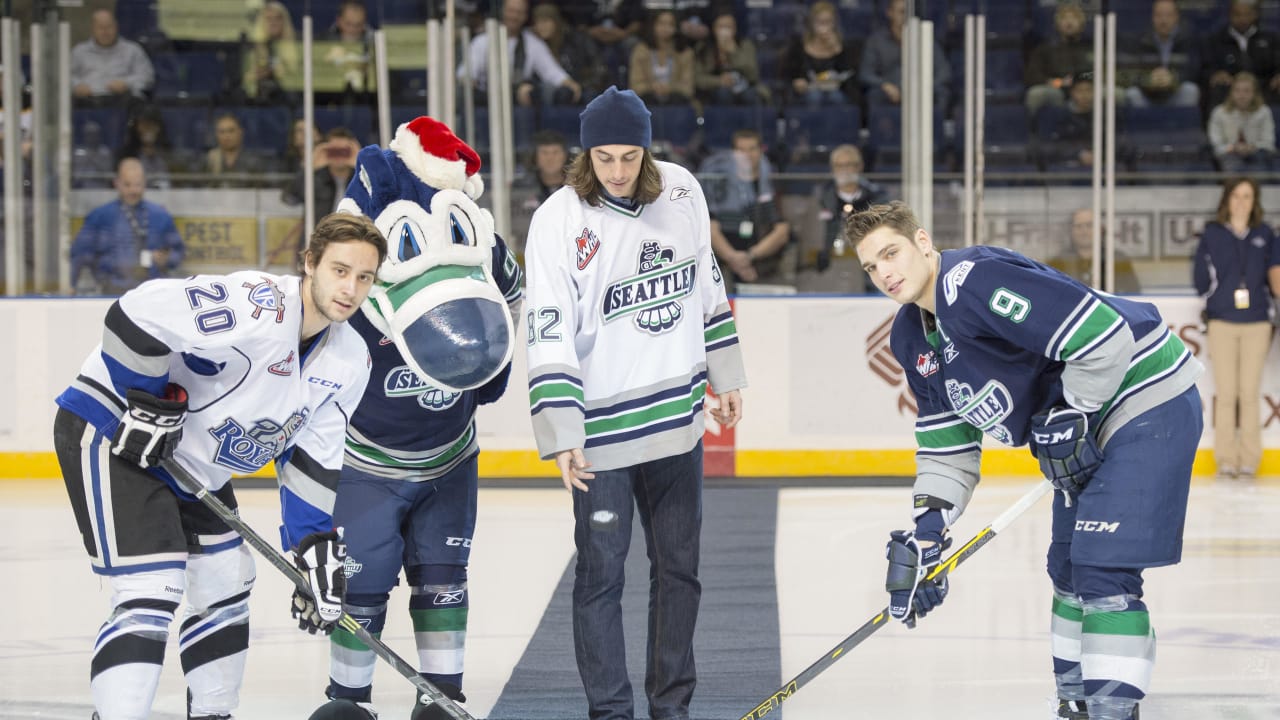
left=2, top=476, right=1277, bottom=719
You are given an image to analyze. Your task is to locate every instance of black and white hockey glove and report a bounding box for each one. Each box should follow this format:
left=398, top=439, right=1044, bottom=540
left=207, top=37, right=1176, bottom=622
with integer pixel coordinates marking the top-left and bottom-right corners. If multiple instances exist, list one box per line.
left=1029, top=406, right=1102, bottom=495
left=291, top=529, right=347, bottom=635
left=111, top=384, right=188, bottom=469
left=885, top=510, right=952, bottom=629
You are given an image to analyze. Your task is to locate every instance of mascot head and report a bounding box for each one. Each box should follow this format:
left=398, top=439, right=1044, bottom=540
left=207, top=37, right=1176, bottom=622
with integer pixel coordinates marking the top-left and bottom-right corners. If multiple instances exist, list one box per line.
left=337, top=116, right=512, bottom=392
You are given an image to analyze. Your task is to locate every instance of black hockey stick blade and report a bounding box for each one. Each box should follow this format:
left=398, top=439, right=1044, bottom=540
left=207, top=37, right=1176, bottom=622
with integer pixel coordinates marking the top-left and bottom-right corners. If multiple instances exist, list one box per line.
left=161, top=459, right=477, bottom=720
left=737, top=480, right=1052, bottom=720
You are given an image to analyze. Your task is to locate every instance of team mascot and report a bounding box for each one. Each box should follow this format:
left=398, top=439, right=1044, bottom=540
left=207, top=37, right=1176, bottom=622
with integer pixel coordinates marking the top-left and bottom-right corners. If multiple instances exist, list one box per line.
left=307, top=117, right=522, bottom=720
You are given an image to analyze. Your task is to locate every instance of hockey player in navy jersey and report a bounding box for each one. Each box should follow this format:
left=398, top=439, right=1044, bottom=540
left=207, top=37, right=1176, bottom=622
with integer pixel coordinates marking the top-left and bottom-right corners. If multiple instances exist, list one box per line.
left=53, top=212, right=387, bottom=720
left=524, top=87, right=748, bottom=720
left=305, top=117, right=522, bottom=720
left=848, top=201, right=1203, bottom=720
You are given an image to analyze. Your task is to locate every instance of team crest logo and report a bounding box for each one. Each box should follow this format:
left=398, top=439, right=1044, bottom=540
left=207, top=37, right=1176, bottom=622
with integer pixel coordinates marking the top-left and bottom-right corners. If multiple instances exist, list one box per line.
left=916, top=352, right=938, bottom=377
left=243, top=278, right=286, bottom=322
left=342, top=556, right=364, bottom=578
left=208, top=410, right=310, bottom=473
left=268, top=351, right=295, bottom=376
left=384, top=365, right=461, bottom=410
left=602, top=241, right=696, bottom=334
left=576, top=227, right=601, bottom=270
left=944, top=378, right=1014, bottom=445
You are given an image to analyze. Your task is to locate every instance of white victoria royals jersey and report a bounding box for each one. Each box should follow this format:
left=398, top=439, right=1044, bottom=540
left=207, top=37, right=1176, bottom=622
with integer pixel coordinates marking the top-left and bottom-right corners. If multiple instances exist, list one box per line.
left=524, top=160, right=747, bottom=471
left=56, top=271, right=372, bottom=545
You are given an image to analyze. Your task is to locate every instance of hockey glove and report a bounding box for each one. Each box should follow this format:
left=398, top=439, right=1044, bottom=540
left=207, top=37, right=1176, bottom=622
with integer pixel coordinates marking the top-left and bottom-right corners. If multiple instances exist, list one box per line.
left=885, top=511, right=952, bottom=628
left=111, top=384, right=188, bottom=469
left=1029, top=406, right=1102, bottom=495
left=291, top=529, right=347, bottom=635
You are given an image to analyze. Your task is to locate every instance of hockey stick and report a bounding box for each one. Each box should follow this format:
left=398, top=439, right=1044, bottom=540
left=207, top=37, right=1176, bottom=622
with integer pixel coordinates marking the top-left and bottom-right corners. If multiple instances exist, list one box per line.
left=738, top=479, right=1053, bottom=720
left=161, top=459, right=477, bottom=720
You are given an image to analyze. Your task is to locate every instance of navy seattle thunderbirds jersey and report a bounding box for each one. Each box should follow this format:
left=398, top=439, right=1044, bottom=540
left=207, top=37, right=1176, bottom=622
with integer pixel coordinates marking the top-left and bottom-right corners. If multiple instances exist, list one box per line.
left=343, top=239, right=523, bottom=480
left=891, top=246, right=1202, bottom=516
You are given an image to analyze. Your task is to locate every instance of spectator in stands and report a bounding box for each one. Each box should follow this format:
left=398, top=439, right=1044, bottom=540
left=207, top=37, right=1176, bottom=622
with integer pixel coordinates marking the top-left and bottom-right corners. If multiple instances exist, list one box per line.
left=117, top=104, right=177, bottom=190
left=1192, top=176, right=1280, bottom=479
left=629, top=9, right=696, bottom=108
left=462, top=0, right=583, bottom=106
left=693, top=10, right=768, bottom=106
left=531, top=3, right=605, bottom=103
left=1032, top=76, right=1096, bottom=171
left=1208, top=71, right=1275, bottom=173
left=859, top=0, right=949, bottom=111
left=701, top=128, right=791, bottom=289
left=673, top=0, right=714, bottom=45
left=202, top=113, right=267, bottom=188
left=280, top=117, right=321, bottom=173
left=1119, top=0, right=1200, bottom=108
left=0, top=66, right=32, bottom=172
left=70, top=8, right=155, bottom=101
left=282, top=126, right=362, bottom=214
left=324, top=0, right=374, bottom=93
left=73, top=120, right=115, bottom=189
left=563, top=0, right=643, bottom=79
left=1047, top=208, right=1142, bottom=293
left=242, top=1, right=301, bottom=103
left=509, top=129, right=570, bottom=258
left=1024, top=1, right=1093, bottom=117
left=782, top=1, right=860, bottom=108
left=1201, top=0, right=1280, bottom=106
left=811, top=144, right=885, bottom=292
left=70, top=157, right=183, bottom=296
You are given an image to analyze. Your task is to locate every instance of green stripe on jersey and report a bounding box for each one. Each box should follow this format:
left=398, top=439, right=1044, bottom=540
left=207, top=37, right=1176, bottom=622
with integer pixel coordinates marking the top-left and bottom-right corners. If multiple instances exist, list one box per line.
left=704, top=318, right=738, bottom=343
left=529, top=381, right=585, bottom=405
left=1097, top=332, right=1189, bottom=418
left=585, top=381, right=707, bottom=436
left=1083, top=610, right=1151, bottom=637
left=1052, top=594, right=1084, bottom=622
left=916, top=421, right=983, bottom=450
left=347, top=424, right=474, bottom=470
left=411, top=607, right=469, bottom=633
left=1059, top=302, right=1122, bottom=360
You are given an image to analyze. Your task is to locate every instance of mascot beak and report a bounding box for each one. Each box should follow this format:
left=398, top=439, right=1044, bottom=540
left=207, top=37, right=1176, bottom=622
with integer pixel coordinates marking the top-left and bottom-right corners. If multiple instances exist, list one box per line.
left=399, top=294, right=512, bottom=390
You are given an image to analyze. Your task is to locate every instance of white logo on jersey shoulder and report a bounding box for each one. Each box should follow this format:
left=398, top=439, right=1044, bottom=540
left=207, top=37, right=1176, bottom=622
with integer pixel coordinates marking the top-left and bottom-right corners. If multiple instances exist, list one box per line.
left=434, top=589, right=466, bottom=605
left=384, top=365, right=461, bottom=410
left=670, top=186, right=692, bottom=201
left=944, top=378, right=1015, bottom=445
left=943, top=261, right=975, bottom=306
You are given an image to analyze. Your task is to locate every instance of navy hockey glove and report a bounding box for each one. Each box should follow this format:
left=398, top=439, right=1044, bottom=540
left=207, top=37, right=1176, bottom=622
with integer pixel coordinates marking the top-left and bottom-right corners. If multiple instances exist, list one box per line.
left=111, top=384, right=188, bottom=469
left=1030, top=407, right=1102, bottom=495
left=291, top=529, right=347, bottom=635
left=885, top=511, right=952, bottom=628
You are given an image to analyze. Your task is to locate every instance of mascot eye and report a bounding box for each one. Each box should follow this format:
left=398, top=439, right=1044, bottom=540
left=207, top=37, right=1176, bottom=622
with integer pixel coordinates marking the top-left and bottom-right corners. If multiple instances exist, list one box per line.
left=394, top=218, right=425, bottom=262
left=448, top=206, right=477, bottom=246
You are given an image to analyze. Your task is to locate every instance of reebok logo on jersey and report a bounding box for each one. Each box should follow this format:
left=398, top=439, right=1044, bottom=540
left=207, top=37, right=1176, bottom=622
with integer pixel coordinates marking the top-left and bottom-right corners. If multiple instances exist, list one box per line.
left=384, top=365, right=460, bottom=410
left=434, top=590, right=465, bottom=605
left=916, top=352, right=939, bottom=377
left=602, top=241, right=695, bottom=334
left=242, top=278, right=287, bottom=322
left=268, top=350, right=295, bottom=376
left=943, top=261, right=974, bottom=306
left=576, top=227, right=601, bottom=270
left=670, top=186, right=692, bottom=201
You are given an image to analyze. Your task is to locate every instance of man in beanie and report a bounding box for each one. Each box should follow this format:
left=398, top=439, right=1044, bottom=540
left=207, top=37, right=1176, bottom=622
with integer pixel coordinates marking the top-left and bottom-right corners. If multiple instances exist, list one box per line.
left=524, top=86, right=747, bottom=720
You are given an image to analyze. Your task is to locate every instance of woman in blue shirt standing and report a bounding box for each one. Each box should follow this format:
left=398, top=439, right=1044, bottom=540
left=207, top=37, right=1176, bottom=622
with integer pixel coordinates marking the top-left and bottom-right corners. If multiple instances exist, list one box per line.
left=1193, top=176, right=1280, bottom=478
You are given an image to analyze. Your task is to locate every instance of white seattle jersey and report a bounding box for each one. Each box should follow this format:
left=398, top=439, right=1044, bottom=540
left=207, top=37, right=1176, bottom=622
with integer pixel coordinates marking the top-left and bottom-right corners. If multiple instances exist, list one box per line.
left=524, top=160, right=747, bottom=471
left=56, top=271, right=371, bottom=544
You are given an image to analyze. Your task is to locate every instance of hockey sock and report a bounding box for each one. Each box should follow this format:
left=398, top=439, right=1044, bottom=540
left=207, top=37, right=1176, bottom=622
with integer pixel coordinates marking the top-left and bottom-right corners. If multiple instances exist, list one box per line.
left=1081, top=594, right=1152, bottom=720
left=409, top=564, right=469, bottom=691
left=1050, top=587, right=1086, bottom=702
left=92, top=597, right=178, bottom=720
left=328, top=595, right=389, bottom=701
left=179, top=590, right=251, bottom=717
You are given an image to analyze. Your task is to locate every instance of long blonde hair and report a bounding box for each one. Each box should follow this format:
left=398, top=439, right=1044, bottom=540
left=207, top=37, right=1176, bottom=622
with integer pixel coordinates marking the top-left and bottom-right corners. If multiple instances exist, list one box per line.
left=244, top=2, right=300, bottom=96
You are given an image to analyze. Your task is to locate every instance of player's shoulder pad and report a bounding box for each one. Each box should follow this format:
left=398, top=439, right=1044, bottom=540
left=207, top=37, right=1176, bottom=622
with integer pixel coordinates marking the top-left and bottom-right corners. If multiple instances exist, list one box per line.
left=936, top=246, right=1040, bottom=309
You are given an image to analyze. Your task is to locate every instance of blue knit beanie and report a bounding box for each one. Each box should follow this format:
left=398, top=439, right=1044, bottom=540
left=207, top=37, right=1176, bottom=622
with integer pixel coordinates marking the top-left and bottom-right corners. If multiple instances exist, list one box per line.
left=579, top=86, right=652, bottom=150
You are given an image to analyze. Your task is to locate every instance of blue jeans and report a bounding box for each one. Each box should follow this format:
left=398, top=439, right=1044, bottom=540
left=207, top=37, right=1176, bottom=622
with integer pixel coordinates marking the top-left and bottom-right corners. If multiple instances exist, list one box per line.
left=572, top=442, right=704, bottom=720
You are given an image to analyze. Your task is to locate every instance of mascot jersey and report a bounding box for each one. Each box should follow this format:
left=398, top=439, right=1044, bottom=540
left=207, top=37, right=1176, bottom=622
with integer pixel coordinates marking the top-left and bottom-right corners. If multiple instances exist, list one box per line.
left=344, top=242, right=522, bottom=479
left=524, top=160, right=748, bottom=472
left=891, top=246, right=1202, bottom=518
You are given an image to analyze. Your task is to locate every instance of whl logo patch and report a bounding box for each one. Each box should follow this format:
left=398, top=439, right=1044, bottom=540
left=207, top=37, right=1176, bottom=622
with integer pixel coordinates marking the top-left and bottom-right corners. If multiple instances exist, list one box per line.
left=602, top=241, right=695, bottom=333
left=268, top=351, right=295, bottom=376
left=576, top=227, right=601, bottom=270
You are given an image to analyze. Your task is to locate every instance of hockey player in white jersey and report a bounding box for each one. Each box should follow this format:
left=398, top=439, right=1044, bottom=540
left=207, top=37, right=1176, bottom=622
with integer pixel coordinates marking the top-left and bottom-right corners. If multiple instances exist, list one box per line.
left=524, top=86, right=747, bottom=720
left=53, top=212, right=387, bottom=720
